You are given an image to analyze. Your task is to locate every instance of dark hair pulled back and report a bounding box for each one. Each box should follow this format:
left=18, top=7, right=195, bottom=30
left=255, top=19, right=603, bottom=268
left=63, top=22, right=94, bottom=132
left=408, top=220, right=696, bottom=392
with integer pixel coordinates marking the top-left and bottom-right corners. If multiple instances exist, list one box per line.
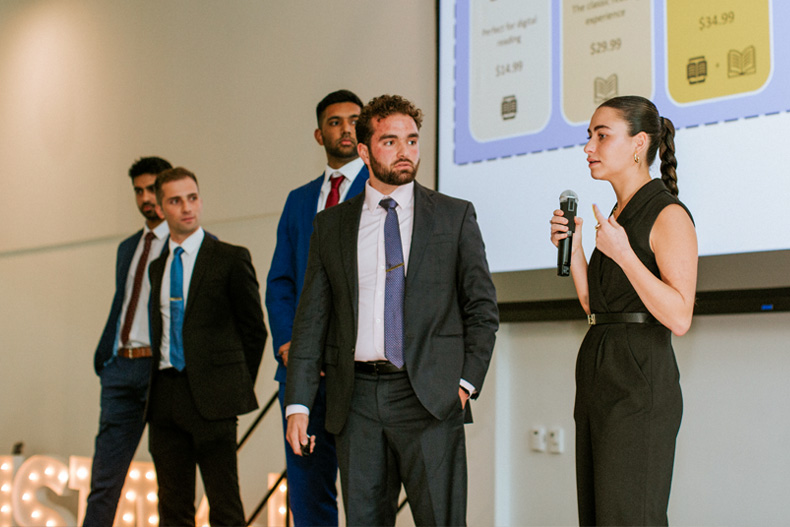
left=598, top=95, right=679, bottom=196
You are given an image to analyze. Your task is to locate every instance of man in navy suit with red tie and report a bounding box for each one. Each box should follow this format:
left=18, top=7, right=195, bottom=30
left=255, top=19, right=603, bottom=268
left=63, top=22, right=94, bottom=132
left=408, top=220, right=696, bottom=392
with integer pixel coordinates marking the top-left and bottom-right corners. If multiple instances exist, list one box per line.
left=266, top=90, right=369, bottom=526
left=84, top=156, right=172, bottom=527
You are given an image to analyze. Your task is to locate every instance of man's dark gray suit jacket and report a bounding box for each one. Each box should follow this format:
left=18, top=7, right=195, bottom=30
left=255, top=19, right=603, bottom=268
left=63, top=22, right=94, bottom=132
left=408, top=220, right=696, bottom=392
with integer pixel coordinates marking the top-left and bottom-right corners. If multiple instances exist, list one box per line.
left=285, top=182, right=499, bottom=434
left=147, top=235, right=267, bottom=421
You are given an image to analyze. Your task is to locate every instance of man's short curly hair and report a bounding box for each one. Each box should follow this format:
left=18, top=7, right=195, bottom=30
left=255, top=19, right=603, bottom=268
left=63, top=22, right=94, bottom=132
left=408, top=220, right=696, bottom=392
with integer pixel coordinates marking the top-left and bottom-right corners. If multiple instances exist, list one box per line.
left=356, top=95, right=423, bottom=147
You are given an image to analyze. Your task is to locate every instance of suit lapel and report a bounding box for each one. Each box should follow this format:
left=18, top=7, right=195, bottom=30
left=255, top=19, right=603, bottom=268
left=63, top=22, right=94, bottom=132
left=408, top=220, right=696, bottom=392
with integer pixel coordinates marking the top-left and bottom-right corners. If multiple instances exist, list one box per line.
left=340, top=193, right=364, bottom=325
left=185, top=235, right=213, bottom=319
left=118, top=230, right=143, bottom=289
left=148, top=248, right=168, bottom=355
left=406, top=182, right=434, bottom=283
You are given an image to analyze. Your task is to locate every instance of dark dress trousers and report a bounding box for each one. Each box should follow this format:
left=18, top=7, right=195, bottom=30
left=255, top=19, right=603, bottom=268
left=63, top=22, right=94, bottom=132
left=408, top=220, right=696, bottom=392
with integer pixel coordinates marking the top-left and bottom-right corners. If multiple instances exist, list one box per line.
left=146, top=235, right=267, bottom=527
left=285, top=182, right=498, bottom=526
left=84, top=230, right=158, bottom=527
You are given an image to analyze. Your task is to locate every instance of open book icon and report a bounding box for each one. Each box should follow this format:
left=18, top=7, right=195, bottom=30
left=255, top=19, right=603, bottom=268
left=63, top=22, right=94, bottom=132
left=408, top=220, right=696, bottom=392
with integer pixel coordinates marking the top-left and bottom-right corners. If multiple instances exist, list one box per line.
left=687, top=56, right=707, bottom=84
left=728, top=46, right=756, bottom=77
left=593, top=74, right=618, bottom=103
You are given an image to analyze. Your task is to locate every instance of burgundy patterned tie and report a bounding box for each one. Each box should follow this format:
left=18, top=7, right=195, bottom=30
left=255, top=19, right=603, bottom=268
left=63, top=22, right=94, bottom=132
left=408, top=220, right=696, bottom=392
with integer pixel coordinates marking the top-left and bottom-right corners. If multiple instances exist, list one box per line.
left=120, top=232, right=156, bottom=346
left=325, top=173, right=344, bottom=209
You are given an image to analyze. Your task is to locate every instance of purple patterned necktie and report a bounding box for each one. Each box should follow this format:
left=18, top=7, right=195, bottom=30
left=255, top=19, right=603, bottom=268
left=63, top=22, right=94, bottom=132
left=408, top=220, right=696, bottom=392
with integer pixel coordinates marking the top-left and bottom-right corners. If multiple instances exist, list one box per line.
left=379, top=198, right=405, bottom=368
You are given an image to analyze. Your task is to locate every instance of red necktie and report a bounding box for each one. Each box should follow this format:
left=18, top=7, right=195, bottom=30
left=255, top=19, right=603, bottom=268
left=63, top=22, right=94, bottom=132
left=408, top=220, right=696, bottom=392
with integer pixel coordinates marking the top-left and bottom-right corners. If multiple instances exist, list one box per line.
left=119, top=232, right=155, bottom=346
left=325, top=173, right=344, bottom=209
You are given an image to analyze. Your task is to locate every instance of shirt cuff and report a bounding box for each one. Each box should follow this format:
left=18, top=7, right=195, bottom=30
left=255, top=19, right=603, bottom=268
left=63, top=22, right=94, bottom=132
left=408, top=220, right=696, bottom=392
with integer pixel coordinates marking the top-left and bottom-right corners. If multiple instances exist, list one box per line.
left=460, top=378, right=476, bottom=396
left=285, top=404, right=310, bottom=418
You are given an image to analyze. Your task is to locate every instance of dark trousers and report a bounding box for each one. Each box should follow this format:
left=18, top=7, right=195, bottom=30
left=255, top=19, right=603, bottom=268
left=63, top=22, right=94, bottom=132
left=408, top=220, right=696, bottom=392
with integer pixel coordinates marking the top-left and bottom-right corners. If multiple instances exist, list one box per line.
left=147, top=370, right=244, bottom=527
left=574, top=327, right=683, bottom=526
left=84, top=356, right=150, bottom=527
left=335, top=371, right=467, bottom=527
left=278, top=380, right=339, bottom=527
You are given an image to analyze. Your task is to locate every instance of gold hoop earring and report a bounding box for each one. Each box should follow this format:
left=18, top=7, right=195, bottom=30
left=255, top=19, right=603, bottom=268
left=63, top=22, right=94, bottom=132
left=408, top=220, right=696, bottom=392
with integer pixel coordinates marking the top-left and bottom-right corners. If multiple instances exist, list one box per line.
left=634, top=152, right=640, bottom=164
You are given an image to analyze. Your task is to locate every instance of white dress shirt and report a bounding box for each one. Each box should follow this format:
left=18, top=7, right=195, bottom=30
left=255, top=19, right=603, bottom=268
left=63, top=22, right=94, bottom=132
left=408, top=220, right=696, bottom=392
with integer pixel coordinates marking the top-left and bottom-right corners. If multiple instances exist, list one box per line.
left=316, top=157, right=365, bottom=213
left=354, top=181, right=414, bottom=361
left=157, top=227, right=205, bottom=370
left=116, top=220, right=169, bottom=350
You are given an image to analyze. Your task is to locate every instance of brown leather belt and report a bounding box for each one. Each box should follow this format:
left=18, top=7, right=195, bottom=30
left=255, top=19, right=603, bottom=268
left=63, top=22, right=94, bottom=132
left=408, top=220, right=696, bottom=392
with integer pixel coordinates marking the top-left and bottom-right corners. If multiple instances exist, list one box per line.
left=118, top=346, right=153, bottom=359
left=354, top=361, right=405, bottom=375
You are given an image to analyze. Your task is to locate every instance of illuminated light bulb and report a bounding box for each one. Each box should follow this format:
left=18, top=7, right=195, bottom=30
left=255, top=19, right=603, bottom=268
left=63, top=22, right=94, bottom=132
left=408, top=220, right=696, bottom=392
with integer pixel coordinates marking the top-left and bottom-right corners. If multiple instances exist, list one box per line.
left=77, top=467, right=89, bottom=479
left=22, top=493, right=31, bottom=502
left=130, top=469, right=140, bottom=480
left=0, top=463, right=8, bottom=471
left=145, top=471, right=155, bottom=481
left=148, top=515, right=158, bottom=525
left=44, top=466, right=55, bottom=476
left=126, top=490, right=137, bottom=501
left=46, top=520, right=56, bottom=527
left=147, top=492, right=157, bottom=502
left=279, top=483, right=287, bottom=492
left=1, top=483, right=9, bottom=492
left=58, top=470, right=69, bottom=483
left=28, top=472, right=40, bottom=481
left=31, top=510, right=41, bottom=519
left=123, top=512, right=134, bottom=523
left=279, top=505, right=287, bottom=515
left=1, top=505, right=10, bottom=513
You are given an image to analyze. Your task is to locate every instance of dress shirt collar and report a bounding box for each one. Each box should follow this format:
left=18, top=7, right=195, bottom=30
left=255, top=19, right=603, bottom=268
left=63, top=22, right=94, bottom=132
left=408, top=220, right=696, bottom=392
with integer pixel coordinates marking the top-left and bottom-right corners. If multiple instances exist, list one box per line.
left=168, top=227, right=205, bottom=256
left=149, top=220, right=170, bottom=240
left=363, top=180, right=415, bottom=213
left=323, top=157, right=365, bottom=185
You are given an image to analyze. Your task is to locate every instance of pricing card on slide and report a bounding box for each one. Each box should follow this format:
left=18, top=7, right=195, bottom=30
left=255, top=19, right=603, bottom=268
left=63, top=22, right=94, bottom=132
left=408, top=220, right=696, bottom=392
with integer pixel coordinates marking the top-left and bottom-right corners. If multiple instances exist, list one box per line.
left=666, top=0, right=771, bottom=104
left=469, top=0, right=551, bottom=141
left=561, top=0, right=653, bottom=124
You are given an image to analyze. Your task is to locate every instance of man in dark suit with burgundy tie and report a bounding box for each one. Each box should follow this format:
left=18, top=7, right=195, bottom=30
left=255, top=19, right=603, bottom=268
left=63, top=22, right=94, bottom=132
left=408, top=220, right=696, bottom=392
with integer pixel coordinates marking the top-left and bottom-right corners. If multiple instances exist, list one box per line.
left=146, top=167, right=267, bottom=527
left=284, top=95, right=499, bottom=526
left=85, top=156, right=172, bottom=527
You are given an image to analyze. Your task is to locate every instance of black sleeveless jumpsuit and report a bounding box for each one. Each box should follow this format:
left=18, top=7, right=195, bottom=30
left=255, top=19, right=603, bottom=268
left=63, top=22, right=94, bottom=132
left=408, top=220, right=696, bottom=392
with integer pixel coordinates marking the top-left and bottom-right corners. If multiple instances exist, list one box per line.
left=575, top=179, right=692, bottom=526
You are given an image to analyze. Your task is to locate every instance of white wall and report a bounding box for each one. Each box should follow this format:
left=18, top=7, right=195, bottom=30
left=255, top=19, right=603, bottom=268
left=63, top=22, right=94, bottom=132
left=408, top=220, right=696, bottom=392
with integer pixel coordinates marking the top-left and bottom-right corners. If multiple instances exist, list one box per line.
left=1, top=1, right=788, bottom=526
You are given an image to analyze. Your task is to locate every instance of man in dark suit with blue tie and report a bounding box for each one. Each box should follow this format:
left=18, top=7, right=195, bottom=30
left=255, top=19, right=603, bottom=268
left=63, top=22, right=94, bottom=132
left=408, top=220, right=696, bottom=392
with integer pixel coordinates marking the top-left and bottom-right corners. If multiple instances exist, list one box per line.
left=284, top=95, right=499, bottom=526
left=84, top=156, right=172, bottom=527
left=146, top=167, right=267, bottom=527
left=266, top=89, right=368, bottom=526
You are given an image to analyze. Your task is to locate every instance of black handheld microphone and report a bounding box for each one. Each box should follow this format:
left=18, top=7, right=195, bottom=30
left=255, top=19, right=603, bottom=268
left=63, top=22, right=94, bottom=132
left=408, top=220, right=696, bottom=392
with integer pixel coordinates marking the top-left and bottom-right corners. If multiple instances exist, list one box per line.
left=557, top=190, right=578, bottom=277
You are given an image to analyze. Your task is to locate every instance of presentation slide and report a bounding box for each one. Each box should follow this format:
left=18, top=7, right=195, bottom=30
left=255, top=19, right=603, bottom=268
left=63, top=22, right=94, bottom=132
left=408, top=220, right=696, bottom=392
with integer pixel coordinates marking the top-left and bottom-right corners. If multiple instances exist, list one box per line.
left=439, top=0, right=790, bottom=279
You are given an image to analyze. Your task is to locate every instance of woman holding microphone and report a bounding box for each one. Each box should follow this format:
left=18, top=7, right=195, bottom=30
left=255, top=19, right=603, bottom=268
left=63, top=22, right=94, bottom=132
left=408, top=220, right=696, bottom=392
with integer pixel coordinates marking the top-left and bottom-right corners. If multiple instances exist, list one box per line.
left=550, top=96, right=697, bottom=526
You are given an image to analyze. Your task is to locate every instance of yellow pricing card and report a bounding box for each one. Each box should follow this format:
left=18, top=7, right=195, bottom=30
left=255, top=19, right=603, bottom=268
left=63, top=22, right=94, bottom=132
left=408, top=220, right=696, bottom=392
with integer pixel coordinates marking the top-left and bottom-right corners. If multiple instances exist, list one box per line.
left=561, top=0, right=653, bottom=124
left=469, top=0, right=551, bottom=141
left=666, top=0, right=771, bottom=104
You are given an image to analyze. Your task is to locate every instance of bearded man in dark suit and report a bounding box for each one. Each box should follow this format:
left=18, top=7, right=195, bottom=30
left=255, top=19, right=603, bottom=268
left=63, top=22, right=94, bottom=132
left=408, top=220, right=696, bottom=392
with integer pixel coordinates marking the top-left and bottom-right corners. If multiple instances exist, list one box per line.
left=284, top=95, right=498, bottom=526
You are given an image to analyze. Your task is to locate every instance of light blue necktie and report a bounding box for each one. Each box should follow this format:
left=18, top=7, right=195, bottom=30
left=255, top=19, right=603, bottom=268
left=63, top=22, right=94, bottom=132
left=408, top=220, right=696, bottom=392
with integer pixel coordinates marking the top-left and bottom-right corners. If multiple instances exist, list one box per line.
left=169, top=246, right=185, bottom=371
left=379, top=198, right=405, bottom=368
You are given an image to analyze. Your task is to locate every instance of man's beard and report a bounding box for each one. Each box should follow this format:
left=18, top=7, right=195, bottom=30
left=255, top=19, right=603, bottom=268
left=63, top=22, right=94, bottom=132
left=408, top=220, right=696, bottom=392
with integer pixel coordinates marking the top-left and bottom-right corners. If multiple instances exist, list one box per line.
left=139, top=202, right=160, bottom=221
left=324, top=135, right=358, bottom=163
left=369, top=150, right=419, bottom=187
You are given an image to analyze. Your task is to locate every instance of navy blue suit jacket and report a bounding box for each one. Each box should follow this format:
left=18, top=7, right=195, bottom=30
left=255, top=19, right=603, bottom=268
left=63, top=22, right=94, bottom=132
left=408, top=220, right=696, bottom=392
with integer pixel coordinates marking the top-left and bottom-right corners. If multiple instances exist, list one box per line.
left=265, top=165, right=368, bottom=382
left=94, top=230, right=144, bottom=374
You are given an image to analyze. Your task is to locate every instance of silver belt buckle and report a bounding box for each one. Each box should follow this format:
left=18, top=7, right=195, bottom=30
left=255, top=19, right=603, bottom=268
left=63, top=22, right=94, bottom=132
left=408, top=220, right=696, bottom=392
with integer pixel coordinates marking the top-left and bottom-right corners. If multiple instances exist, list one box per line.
left=587, top=314, right=596, bottom=325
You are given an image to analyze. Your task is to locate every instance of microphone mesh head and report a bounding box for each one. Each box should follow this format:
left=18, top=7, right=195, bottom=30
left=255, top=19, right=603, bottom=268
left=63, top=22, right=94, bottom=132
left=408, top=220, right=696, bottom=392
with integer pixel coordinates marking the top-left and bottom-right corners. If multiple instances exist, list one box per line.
left=559, top=189, right=578, bottom=203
